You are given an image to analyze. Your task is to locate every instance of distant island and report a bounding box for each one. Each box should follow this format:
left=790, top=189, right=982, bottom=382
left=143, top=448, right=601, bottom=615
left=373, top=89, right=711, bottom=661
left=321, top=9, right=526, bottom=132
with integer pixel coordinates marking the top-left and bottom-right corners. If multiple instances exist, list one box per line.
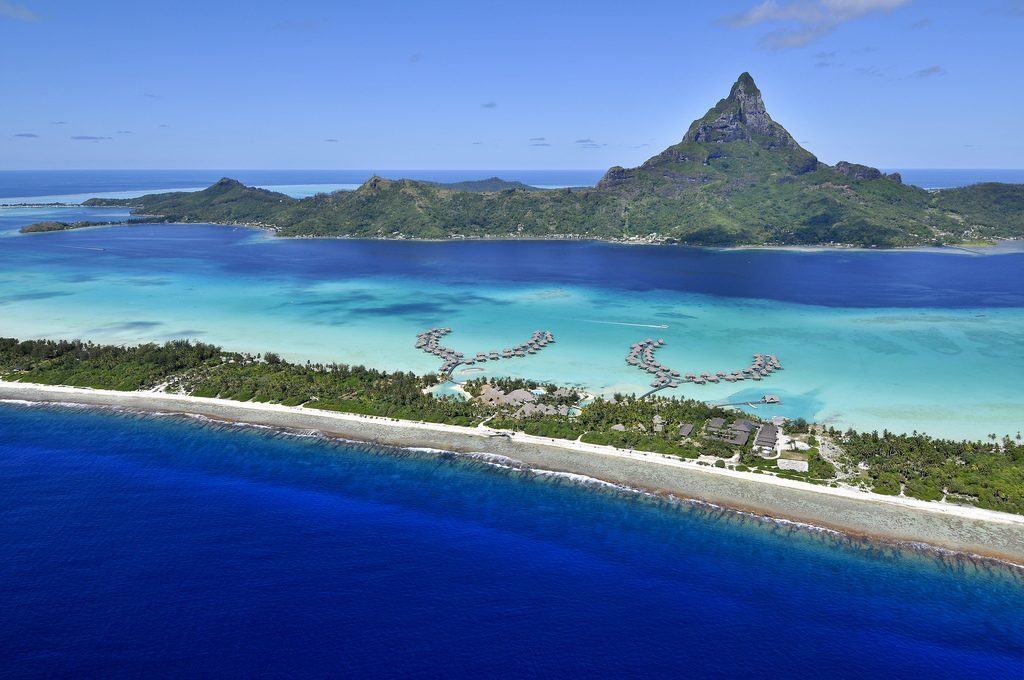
left=72, top=72, right=1023, bottom=247
left=20, top=218, right=153, bottom=234
left=428, top=177, right=542, bottom=192
left=20, top=221, right=84, bottom=233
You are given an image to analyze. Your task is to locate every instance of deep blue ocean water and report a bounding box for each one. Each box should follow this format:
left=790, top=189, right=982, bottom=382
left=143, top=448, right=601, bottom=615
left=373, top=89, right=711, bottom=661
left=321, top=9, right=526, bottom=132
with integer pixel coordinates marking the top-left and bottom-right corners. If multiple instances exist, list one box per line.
left=1, top=403, right=1021, bottom=677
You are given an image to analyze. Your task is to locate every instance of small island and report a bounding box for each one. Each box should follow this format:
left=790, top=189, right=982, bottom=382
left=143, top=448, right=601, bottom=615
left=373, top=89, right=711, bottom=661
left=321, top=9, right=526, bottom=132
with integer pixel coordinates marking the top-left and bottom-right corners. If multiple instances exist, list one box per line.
left=20, top=218, right=157, bottom=234
left=19, top=221, right=90, bottom=234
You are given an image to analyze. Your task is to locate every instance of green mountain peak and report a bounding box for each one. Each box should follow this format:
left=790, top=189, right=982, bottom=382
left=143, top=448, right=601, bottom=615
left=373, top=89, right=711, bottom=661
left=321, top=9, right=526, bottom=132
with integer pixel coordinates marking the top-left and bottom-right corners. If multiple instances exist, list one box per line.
left=681, top=71, right=797, bottom=149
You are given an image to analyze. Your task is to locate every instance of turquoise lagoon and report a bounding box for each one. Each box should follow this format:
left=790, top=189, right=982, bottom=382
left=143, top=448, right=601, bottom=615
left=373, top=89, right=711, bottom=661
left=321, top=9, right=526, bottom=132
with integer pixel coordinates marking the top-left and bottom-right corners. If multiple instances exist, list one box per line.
left=2, top=203, right=1022, bottom=440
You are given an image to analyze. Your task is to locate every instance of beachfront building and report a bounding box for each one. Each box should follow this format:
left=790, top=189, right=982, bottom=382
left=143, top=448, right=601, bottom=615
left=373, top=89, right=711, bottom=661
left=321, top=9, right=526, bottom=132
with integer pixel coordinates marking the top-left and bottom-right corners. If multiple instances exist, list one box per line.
left=754, top=423, right=779, bottom=452
left=705, top=418, right=756, bottom=446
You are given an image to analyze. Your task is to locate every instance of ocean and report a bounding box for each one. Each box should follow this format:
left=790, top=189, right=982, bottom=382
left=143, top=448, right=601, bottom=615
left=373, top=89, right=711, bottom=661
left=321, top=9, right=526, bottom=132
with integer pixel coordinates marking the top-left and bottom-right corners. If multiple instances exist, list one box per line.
left=1, top=170, right=1023, bottom=676
left=0, top=403, right=1021, bottom=677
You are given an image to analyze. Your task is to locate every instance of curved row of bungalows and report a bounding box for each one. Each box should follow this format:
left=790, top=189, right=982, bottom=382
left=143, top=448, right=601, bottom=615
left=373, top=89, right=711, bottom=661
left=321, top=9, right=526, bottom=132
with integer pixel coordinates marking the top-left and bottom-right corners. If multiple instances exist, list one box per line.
left=625, top=339, right=784, bottom=390
left=416, top=328, right=556, bottom=373
left=691, top=354, right=784, bottom=384
left=462, top=330, right=555, bottom=365
left=625, top=338, right=684, bottom=389
left=415, top=327, right=464, bottom=375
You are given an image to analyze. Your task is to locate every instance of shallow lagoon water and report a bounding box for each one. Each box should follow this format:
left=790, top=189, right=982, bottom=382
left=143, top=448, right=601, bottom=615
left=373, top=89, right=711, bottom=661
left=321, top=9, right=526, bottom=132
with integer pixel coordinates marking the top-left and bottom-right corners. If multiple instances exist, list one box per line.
left=1, top=208, right=1022, bottom=439
left=0, top=403, right=1021, bottom=676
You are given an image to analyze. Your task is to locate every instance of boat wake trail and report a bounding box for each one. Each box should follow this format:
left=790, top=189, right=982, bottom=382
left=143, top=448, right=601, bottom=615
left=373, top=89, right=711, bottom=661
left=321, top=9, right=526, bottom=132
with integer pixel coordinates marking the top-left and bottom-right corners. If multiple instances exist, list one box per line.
left=575, top=319, right=669, bottom=329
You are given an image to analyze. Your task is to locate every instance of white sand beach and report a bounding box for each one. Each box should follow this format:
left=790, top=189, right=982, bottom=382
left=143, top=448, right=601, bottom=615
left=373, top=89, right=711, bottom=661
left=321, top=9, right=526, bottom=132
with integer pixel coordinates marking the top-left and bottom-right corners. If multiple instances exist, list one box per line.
left=2, top=380, right=1023, bottom=566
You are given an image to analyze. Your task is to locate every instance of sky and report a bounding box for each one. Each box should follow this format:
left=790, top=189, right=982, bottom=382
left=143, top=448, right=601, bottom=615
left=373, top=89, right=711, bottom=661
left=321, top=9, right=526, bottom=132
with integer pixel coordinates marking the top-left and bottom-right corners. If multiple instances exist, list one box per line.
left=1, top=0, right=1023, bottom=170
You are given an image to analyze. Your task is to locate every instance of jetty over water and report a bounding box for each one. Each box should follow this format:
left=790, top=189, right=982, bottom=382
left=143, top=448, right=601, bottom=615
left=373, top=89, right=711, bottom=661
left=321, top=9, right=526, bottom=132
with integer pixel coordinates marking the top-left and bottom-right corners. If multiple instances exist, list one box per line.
left=625, top=338, right=782, bottom=397
left=416, top=327, right=556, bottom=380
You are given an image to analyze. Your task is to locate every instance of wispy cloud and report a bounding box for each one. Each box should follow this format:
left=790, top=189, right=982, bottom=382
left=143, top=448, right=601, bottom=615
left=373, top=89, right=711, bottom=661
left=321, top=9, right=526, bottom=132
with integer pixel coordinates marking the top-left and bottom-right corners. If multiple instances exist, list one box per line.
left=529, top=137, right=547, bottom=142
left=324, top=138, right=339, bottom=142
left=50, top=120, right=67, bottom=125
left=471, top=141, right=483, bottom=145
left=911, top=64, right=945, bottom=78
left=158, top=124, right=170, bottom=128
left=575, top=138, right=605, bottom=149
left=116, top=130, right=132, bottom=134
left=141, top=92, right=160, bottom=100
left=855, top=64, right=891, bottom=78
left=71, top=135, right=112, bottom=141
left=13, top=132, right=39, bottom=138
left=408, top=53, right=421, bottom=64
left=906, top=17, right=932, bottom=29
left=723, top=0, right=911, bottom=49
left=274, top=18, right=327, bottom=32
left=529, top=142, right=551, bottom=147
left=480, top=101, right=497, bottom=109
left=0, top=0, right=37, bottom=21
left=813, top=49, right=837, bottom=67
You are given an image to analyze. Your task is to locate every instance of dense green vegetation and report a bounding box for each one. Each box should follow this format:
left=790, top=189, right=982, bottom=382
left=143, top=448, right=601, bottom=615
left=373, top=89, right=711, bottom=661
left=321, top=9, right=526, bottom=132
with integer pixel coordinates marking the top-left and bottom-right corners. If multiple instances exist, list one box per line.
left=3, top=336, right=1022, bottom=514
left=833, top=428, right=1024, bottom=514
left=0, top=338, right=222, bottom=390
left=80, top=74, right=1023, bottom=247
left=0, top=338, right=478, bottom=425
left=930, top=183, right=1024, bottom=238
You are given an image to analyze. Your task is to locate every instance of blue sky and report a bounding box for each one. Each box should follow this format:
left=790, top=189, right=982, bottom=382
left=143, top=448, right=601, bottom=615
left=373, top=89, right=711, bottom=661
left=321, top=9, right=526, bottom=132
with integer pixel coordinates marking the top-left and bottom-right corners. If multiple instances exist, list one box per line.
left=2, top=0, right=1022, bottom=170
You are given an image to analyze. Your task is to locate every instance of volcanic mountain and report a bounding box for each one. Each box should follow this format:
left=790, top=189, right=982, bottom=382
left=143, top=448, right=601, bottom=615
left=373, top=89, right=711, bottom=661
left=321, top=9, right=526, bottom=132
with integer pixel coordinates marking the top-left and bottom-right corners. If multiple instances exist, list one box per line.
left=84, top=73, right=1023, bottom=247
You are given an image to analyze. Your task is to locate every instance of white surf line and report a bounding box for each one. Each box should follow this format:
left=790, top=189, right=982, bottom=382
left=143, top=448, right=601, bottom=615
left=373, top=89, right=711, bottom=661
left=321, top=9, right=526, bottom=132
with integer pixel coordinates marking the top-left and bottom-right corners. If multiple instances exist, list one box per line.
left=574, top=319, right=669, bottom=329
left=3, top=380, right=1022, bottom=531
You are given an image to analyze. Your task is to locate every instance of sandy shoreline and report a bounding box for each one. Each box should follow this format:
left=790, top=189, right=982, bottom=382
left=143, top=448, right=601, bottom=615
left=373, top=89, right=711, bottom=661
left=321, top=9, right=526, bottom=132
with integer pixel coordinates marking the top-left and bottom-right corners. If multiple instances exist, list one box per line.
left=13, top=213, right=1023, bottom=255
left=2, top=380, right=1023, bottom=566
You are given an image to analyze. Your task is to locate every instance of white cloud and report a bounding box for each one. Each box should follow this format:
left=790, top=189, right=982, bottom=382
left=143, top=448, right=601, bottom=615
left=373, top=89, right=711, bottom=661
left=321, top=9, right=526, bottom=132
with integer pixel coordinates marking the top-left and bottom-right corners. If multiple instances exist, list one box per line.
left=0, top=0, right=37, bottom=21
left=725, top=0, right=911, bottom=49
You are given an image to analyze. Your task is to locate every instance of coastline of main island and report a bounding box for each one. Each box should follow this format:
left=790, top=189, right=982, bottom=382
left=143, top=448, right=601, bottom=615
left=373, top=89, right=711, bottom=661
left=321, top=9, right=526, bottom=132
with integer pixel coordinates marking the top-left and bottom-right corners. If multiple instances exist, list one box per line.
left=3, top=380, right=1023, bottom=567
